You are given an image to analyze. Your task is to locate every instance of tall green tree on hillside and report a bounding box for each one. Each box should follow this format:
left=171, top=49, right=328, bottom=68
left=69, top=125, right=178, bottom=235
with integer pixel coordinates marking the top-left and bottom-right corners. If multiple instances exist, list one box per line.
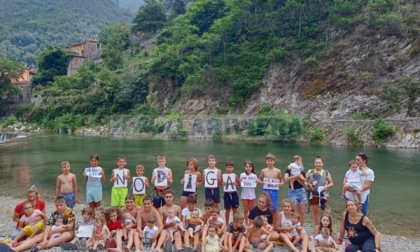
left=132, top=0, right=167, bottom=34
left=0, top=58, right=23, bottom=100
left=99, top=23, right=130, bottom=71
left=31, top=48, right=71, bottom=86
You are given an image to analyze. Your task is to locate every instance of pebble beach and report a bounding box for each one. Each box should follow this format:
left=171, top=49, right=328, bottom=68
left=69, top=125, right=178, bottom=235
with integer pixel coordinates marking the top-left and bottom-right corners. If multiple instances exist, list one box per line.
left=1, top=196, right=419, bottom=252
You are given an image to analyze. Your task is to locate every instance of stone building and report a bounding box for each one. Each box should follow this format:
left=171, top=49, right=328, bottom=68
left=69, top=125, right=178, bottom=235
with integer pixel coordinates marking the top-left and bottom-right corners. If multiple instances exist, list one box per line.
left=65, top=39, right=102, bottom=76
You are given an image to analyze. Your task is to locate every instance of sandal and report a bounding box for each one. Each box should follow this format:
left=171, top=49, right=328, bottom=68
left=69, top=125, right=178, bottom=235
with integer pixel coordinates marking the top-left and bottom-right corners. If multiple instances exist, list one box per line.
left=30, top=245, right=39, bottom=252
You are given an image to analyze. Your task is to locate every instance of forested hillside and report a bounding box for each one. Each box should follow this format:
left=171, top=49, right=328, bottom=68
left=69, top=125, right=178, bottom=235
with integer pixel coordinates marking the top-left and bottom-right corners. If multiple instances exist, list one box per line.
left=0, top=0, right=132, bottom=65
left=2, top=0, right=420, bottom=145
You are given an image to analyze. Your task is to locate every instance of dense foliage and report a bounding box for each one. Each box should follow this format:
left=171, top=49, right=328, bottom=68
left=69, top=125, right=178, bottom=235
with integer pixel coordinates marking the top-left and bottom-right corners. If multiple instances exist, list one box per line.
left=0, top=59, right=24, bottom=100
left=5, top=0, right=420, bottom=137
left=0, top=0, right=132, bottom=65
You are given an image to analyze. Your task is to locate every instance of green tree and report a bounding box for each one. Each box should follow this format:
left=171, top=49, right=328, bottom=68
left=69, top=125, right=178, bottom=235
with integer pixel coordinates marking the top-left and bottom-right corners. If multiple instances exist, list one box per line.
left=132, top=0, right=167, bottom=34
left=169, top=0, right=187, bottom=20
left=0, top=58, right=23, bottom=100
left=31, top=48, right=71, bottom=86
left=99, top=23, right=130, bottom=71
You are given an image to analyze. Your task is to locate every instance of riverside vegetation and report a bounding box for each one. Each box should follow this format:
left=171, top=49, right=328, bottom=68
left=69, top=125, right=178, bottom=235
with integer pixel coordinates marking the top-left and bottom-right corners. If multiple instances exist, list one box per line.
left=1, top=0, right=419, bottom=146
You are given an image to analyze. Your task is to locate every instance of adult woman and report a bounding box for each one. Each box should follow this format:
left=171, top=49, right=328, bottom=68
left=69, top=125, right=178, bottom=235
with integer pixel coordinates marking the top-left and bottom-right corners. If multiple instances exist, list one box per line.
left=284, top=165, right=307, bottom=225
left=345, top=152, right=374, bottom=215
left=274, top=199, right=309, bottom=252
left=306, top=156, right=334, bottom=226
left=247, top=192, right=273, bottom=226
left=11, top=186, right=46, bottom=239
left=338, top=200, right=381, bottom=252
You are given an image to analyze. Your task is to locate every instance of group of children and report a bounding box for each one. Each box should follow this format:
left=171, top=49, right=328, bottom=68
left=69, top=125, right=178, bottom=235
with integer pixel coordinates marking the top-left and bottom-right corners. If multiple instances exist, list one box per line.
left=10, top=152, right=369, bottom=252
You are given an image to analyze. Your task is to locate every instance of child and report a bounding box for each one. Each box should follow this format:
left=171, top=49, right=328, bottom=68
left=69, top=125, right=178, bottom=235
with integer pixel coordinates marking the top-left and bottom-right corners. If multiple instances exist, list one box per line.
left=290, top=212, right=303, bottom=247
left=75, top=207, right=94, bottom=239
left=95, top=207, right=105, bottom=219
left=122, top=210, right=136, bottom=241
left=222, top=160, right=239, bottom=224
left=314, top=214, right=334, bottom=237
left=151, top=154, right=173, bottom=209
left=11, top=201, right=46, bottom=246
left=180, top=158, right=202, bottom=209
left=341, top=160, right=366, bottom=205
left=140, top=215, right=159, bottom=250
left=186, top=209, right=204, bottom=238
left=83, top=154, right=106, bottom=209
left=206, top=208, right=225, bottom=235
left=110, top=156, right=131, bottom=208
left=200, top=199, right=216, bottom=243
left=260, top=215, right=272, bottom=242
left=239, top=160, right=258, bottom=224
left=287, top=155, right=305, bottom=190
left=106, top=207, right=122, bottom=238
left=87, top=215, right=110, bottom=251
left=223, top=213, right=246, bottom=252
left=203, top=154, right=222, bottom=208
left=244, top=216, right=273, bottom=252
left=259, top=153, right=284, bottom=216
left=133, top=164, right=150, bottom=208
left=165, top=209, right=185, bottom=241
left=314, top=227, right=338, bottom=252
left=50, top=216, right=67, bottom=239
left=202, top=225, right=221, bottom=252
left=55, top=161, right=78, bottom=209
left=57, top=207, right=94, bottom=251
left=14, top=196, right=75, bottom=252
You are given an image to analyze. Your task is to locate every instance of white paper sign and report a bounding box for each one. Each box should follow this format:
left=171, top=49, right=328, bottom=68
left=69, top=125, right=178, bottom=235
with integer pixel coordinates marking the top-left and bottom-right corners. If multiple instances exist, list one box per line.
left=263, top=178, right=280, bottom=190
left=183, top=174, right=197, bottom=192
left=241, top=175, right=257, bottom=188
left=77, top=224, right=94, bottom=238
left=84, top=167, right=102, bottom=178
left=205, top=170, right=218, bottom=188
left=133, top=176, right=146, bottom=194
left=223, top=174, right=236, bottom=192
left=154, top=169, right=168, bottom=187
left=113, top=169, right=128, bottom=188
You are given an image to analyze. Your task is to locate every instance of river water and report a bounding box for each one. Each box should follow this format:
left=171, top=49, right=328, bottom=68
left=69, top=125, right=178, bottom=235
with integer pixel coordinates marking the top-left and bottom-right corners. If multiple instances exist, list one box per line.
left=0, top=134, right=419, bottom=238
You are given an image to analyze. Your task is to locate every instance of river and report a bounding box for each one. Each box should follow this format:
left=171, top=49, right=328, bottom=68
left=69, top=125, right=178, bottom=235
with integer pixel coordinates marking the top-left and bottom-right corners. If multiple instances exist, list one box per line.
left=0, top=134, right=419, bottom=238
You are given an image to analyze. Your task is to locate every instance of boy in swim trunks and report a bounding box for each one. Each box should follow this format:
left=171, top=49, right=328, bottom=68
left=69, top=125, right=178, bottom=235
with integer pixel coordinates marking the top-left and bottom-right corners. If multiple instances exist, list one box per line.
left=259, top=153, right=284, bottom=217
left=244, top=216, right=273, bottom=252
left=56, top=161, right=78, bottom=208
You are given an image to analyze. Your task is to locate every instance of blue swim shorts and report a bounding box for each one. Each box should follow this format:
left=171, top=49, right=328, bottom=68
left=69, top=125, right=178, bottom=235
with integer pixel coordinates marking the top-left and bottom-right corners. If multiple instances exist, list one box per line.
left=263, top=189, right=279, bottom=210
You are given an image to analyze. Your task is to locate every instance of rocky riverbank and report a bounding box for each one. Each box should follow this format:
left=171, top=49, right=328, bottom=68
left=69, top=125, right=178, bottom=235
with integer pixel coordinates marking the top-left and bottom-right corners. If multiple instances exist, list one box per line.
left=1, top=196, right=420, bottom=252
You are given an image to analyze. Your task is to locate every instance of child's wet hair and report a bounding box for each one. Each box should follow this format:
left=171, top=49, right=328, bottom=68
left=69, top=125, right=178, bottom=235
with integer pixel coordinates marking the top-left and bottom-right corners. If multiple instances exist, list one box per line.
left=82, top=207, right=93, bottom=216
left=61, top=161, right=70, bottom=166
left=136, top=164, right=144, bottom=170
left=244, top=160, right=255, bottom=174
left=90, top=154, right=99, bottom=161
left=188, top=158, right=198, bottom=172
left=253, top=216, right=264, bottom=228
left=117, top=156, right=126, bottom=161
left=148, top=215, right=156, bottom=224
left=204, top=198, right=214, bottom=207
left=233, top=213, right=244, bottom=222
left=105, top=207, right=122, bottom=222
left=187, top=194, right=197, bottom=204
left=225, top=160, right=234, bottom=167
left=211, top=208, right=220, bottom=215
left=208, top=154, right=216, bottom=160
left=55, top=196, right=67, bottom=204
left=266, top=153, right=276, bottom=161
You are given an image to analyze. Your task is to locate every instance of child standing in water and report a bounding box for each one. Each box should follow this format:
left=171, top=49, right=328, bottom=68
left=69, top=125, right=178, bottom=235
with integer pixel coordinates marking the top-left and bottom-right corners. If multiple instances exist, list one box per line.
left=180, top=158, right=202, bottom=209
left=110, top=156, right=131, bottom=208
left=56, top=161, right=78, bottom=209
left=239, top=160, right=258, bottom=224
left=133, top=165, right=149, bottom=208
left=83, top=154, right=106, bottom=209
left=151, top=154, right=173, bottom=209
